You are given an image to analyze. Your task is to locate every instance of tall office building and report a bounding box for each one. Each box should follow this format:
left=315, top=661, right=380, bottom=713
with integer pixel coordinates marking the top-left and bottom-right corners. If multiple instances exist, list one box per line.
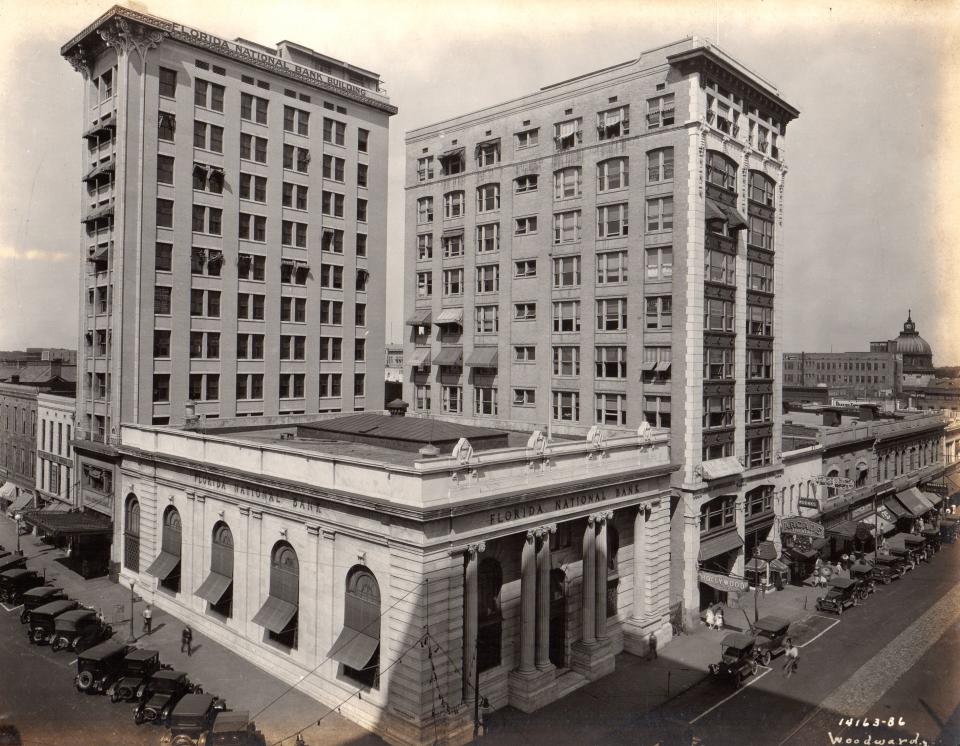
left=61, top=6, right=395, bottom=540
left=403, top=38, right=798, bottom=623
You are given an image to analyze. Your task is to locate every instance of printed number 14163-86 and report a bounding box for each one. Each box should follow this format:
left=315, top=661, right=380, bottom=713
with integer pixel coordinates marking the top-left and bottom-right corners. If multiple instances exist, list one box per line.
left=838, top=718, right=907, bottom=727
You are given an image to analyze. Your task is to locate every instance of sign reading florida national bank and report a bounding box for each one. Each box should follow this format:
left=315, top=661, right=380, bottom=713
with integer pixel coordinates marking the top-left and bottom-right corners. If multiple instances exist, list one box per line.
left=488, top=480, right=654, bottom=526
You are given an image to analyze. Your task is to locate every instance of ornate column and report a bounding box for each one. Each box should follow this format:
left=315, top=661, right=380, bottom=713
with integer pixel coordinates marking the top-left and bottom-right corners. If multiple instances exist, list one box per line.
left=595, top=512, right=612, bottom=640
left=518, top=531, right=537, bottom=674
left=462, top=542, right=485, bottom=706
left=535, top=525, right=556, bottom=670
left=580, top=516, right=596, bottom=645
left=631, top=507, right=646, bottom=621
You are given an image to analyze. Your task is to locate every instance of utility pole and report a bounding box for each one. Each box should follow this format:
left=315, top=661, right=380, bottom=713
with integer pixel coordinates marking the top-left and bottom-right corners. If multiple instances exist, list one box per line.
left=126, top=580, right=137, bottom=644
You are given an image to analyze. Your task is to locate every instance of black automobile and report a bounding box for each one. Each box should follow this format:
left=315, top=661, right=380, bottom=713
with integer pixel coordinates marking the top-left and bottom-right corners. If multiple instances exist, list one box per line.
left=27, top=599, right=80, bottom=644
left=134, top=670, right=202, bottom=726
left=751, top=616, right=791, bottom=666
left=159, top=694, right=230, bottom=746
left=19, top=586, right=67, bottom=624
left=874, top=554, right=907, bottom=579
left=75, top=640, right=131, bottom=693
left=50, top=609, right=113, bottom=652
left=708, top=632, right=759, bottom=688
left=848, top=563, right=877, bottom=594
left=864, top=559, right=896, bottom=585
left=0, top=568, right=44, bottom=605
left=816, top=577, right=862, bottom=615
left=921, top=528, right=941, bottom=553
left=107, top=648, right=171, bottom=703
left=0, top=553, right=27, bottom=575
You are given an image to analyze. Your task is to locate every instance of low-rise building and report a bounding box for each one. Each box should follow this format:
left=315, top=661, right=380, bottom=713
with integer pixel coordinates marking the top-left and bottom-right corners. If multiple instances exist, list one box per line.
left=35, top=393, right=77, bottom=508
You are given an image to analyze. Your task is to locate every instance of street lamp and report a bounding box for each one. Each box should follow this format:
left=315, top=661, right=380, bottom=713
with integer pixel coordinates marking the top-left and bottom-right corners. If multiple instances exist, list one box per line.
left=126, top=580, right=138, bottom=644
left=752, top=545, right=760, bottom=624
left=14, top=513, right=22, bottom=556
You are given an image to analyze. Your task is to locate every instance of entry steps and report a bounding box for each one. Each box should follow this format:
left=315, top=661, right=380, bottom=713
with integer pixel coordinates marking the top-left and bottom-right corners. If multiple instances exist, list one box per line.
left=554, top=668, right=588, bottom=699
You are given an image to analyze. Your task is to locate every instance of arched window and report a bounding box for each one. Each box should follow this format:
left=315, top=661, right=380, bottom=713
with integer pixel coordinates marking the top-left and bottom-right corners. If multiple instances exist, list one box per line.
left=197, top=521, right=234, bottom=617
left=749, top=171, right=775, bottom=207
left=646, top=148, right=673, bottom=184
left=606, top=523, right=620, bottom=618
left=253, top=541, right=299, bottom=648
left=146, top=505, right=182, bottom=593
left=123, top=493, right=140, bottom=572
left=331, top=566, right=382, bottom=688
left=477, top=558, right=503, bottom=673
left=706, top=150, right=737, bottom=192
left=826, top=468, right=840, bottom=498
left=597, top=157, right=629, bottom=192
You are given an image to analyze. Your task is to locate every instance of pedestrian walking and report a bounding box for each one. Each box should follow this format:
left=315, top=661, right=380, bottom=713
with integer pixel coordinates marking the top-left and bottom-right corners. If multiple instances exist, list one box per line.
left=181, top=625, right=193, bottom=656
left=142, top=604, right=153, bottom=636
left=714, top=607, right=724, bottom=631
left=782, top=638, right=799, bottom=677
left=705, top=606, right=715, bottom=630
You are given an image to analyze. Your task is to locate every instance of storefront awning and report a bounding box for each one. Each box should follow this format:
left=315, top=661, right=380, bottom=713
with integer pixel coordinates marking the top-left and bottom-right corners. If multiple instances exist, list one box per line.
left=921, top=490, right=943, bottom=506
left=252, top=595, right=298, bottom=634
left=195, top=572, right=232, bottom=605
left=466, top=346, right=498, bottom=367
left=433, top=346, right=463, bottom=366
left=699, top=531, right=743, bottom=561
left=406, top=308, right=432, bottom=326
left=20, top=507, right=111, bottom=536
left=825, top=519, right=872, bottom=540
left=945, top=473, right=960, bottom=495
left=6, top=491, right=34, bottom=516
left=434, top=308, right=463, bottom=326
left=754, top=540, right=778, bottom=562
left=783, top=546, right=818, bottom=561
left=861, top=512, right=897, bottom=536
left=408, top=348, right=431, bottom=367
left=916, top=491, right=939, bottom=509
left=145, top=551, right=181, bottom=581
left=0, top=482, right=16, bottom=502
left=895, top=487, right=930, bottom=517
left=699, top=456, right=743, bottom=481
left=327, top=626, right=380, bottom=670
left=706, top=198, right=748, bottom=231
left=885, top=498, right=909, bottom=519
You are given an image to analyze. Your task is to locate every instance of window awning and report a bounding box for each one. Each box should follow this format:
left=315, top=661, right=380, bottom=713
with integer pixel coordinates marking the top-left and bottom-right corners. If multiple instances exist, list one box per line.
left=6, top=491, right=34, bottom=516
left=409, top=348, right=431, bottom=367
left=699, top=456, right=743, bottom=481
left=655, top=361, right=672, bottom=373
left=145, top=551, right=181, bottom=581
left=706, top=198, right=748, bottom=231
left=327, top=626, right=380, bottom=670
left=406, top=308, right=432, bottom=326
left=466, top=346, right=498, bottom=367
left=860, top=512, right=897, bottom=537
left=87, top=244, right=109, bottom=262
left=82, top=205, right=114, bottom=224
left=82, top=161, right=114, bottom=183
left=825, top=519, right=872, bottom=540
left=439, top=146, right=465, bottom=159
left=640, top=361, right=657, bottom=372
left=195, top=572, right=232, bottom=605
left=252, top=595, right=298, bottom=634
left=895, top=487, right=930, bottom=517
left=885, top=498, right=909, bottom=519
left=435, top=308, right=463, bottom=326
left=442, top=227, right=464, bottom=237
left=433, top=346, right=463, bottom=366
left=699, top=531, right=743, bottom=561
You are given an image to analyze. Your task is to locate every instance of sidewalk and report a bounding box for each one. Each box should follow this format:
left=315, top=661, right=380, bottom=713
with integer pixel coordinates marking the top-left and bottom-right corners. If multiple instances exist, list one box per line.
left=0, top=515, right=380, bottom=746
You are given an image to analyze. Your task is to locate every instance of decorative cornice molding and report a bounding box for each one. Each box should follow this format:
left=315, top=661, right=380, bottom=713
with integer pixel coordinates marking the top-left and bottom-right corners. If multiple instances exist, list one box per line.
left=98, top=17, right=167, bottom=60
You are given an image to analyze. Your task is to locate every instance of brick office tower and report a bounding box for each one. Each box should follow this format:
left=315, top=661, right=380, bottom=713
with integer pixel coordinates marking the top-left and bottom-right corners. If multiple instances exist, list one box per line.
left=402, top=38, right=798, bottom=626
left=61, top=6, right=395, bottom=554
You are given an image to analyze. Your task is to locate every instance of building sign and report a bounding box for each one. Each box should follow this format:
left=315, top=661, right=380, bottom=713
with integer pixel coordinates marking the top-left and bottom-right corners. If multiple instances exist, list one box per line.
left=814, top=475, right=855, bottom=490
left=193, top=474, right=323, bottom=515
left=488, top=480, right=649, bottom=526
left=797, top=497, right=820, bottom=510
left=877, top=506, right=896, bottom=524
left=698, top=571, right=749, bottom=593
left=850, top=503, right=875, bottom=520
left=780, top=516, right=825, bottom=539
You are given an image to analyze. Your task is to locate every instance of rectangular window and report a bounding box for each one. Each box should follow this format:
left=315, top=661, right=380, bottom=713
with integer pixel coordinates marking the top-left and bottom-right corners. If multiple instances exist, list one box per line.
left=282, top=220, right=308, bottom=248
left=646, top=197, right=673, bottom=232
left=321, top=228, right=344, bottom=253
left=319, top=337, right=343, bottom=361
left=417, top=234, right=433, bottom=260
left=704, top=249, right=735, bottom=285
left=357, top=128, right=369, bottom=153
left=281, top=182, right=308, bottom=210
left=552, top=255, right=581, bottom=288
left=475, top=305, right=499, bottom=334
left=476, top=184, right=500, bottom=213
left=552, top=390, right=580, bottom=421
left=239, top=173, right=268, bottom=202
left=319, top=264, right=344, bottom=289
left=193, top=120, right=224, bottom=153
left=704, top=298, right=736, bottom=332
left=357, top=163, right=368, bottom=188
left=157, top=154, right=174, bottom=184
left=516, top=128, right=539, bottom=149
left=552, top=300, right=581, bottom=333
left=597, top=203, right=628, bottom=238
left=442, top=386, right=463, bottom=414
left=747, top=304, right=774, bottom=336
left=597, top=105, right=629, bottom=140
left=320, top=300, right=343, bottom=325
left=317, top=373, right=341, bottom=398
left=240, top=133, right=267, bottom=163
left=417, top=197, right=434, bottom=224
left=416, top=271, right=433, bottom=298
left=156, top=199, right=174, bottom=228
left=238, top=213, right=267, bottom=242
left=596, top=250, right=628, bottom=284
left=596, top=392, right=627, bottom=425
left=473, top=386, right=498, bottom=415
left=514, top=259, right=536, bottom=278
left=322, top=118, right=346, bottom=146
left=444, top=191, right=465, bottom=219
left=474, top=223, right=500, bottom=253
left=154, top=286, right=172, bottom=314
left=597, top=159, right=628, bottom=192
left=513, top=388, right=536, bottom=406
left=476, top=141, right=500, bottom=167
left=191, top=248, right=223, bottom=277
left=553, top=210, right=581, bottom=244
left=553, top=118, right=581, bottom=151
left=443, top=268, right=464, bottom=296
left=646, top=93, right=675, bottom=130
left=645, top=246, right=673, bottom=281
left=642, top=395, right=671, bottom=428
left=153, top=374, right=170, bottom=403
left=552, top=345, right=580, bottom=376
left=283, top=105, right=310, bottom=135
left=417, top=156, right=434, bottom=181
left=596, top=297, right=628, bottom=331
left=647, top=148, right=674, bottom=183
left=514, top=345, right=536, bottom=362
left=323, top=154, right=346, bottom=182
left=476, top=264, right=500, bottom=293
left=703, top=395, right=734, bottom=429
left=641, top=346, right=672, bottom=383
left=321, top=191, right=345, bottom=218
left=415, top=384, right=432, bottom=411
left=284, top=144, right=310, bottom=172
left=704, top=348, right=735, bottom=380
left=240, top=93, right=269, bottom=124
left=158, top=111, right=176, bottom=141
left=748, top=215, right=775, bottom=251
left=595, top=346, right=627, bottom=379
left=746, top=436, right=773, bottom=467
left=153, top=329, right=171, bottom=358
left=514, top=302, right=536, bottom=320
left=280, top=335, right=306, bottom=361
left=159, top=67, right=177, bottom=97
left=515, top=216, right=538, bottom=235
left=442, top=233, right=464, bottom=258
left=645, top=296, right=672, bottom=330
left=515, top=174, right=538, bottom=193
left=194, top=79, right=225, bottom=111
left=554, top=167, right=582, bottom=199
left=746, top=393, right=772, bottom=424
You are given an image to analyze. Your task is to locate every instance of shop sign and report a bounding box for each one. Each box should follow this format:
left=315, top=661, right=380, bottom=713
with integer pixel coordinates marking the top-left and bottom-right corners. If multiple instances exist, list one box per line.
left=698, top=571, right=749, bottom=593
left=797, top=497, right=820, bottom=510
left=851, top=503, right=875, bottom=520
left=780, top=516, right=825, bottom=539
left=877, top=506, right=896, bottom=523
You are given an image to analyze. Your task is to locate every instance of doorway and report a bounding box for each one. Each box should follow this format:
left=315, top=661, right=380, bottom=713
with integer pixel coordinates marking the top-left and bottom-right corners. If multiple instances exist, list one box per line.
left=549, top=568, right=566, bottom=668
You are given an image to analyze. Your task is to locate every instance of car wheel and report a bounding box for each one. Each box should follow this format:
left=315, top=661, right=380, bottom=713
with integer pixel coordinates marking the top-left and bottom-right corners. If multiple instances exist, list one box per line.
left=760, top=651, right=771, bottom=667
left=19, top=610, right=29, bottom=624
left=134, top=709, right=145, bottom=726
left=104, top=624, right=113, bottom=638
left=77, top=671, right=95, bottom=691
left=52, top=636, right=67, bottom=652
left=31, top=628, right=44, bottom=644
left=750, top=661, right=758, bottom=676
left=837, top=606, right=843, bottom=616
left=110, top=690, right=121, bottom=703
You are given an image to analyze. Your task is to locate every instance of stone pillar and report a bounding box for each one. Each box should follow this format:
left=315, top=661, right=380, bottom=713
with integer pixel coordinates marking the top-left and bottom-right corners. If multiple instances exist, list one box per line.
left=580, top=516, right=596, bottom=645
left=631, top=507, right=646, bottom=621
left=595, top=512, right=611, bottom=640
left=519, top=531, right=537, bottom=674
left=535, top=525, right=556, bottom=670
left=462, top=542, right=485, bottom=706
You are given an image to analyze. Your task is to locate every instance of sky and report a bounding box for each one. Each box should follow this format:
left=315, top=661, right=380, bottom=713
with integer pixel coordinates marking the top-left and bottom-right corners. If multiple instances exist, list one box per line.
left=0, top=0, right=958, bottom=361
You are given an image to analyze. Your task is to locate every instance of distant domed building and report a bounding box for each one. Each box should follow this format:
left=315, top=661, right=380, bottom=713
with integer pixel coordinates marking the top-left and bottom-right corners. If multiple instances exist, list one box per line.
left=870, top=311, right=935, bottom=373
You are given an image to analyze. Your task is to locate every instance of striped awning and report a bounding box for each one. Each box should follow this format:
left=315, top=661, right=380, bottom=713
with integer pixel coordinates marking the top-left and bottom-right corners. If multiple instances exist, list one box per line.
left=466, top=346, right=498, bottom=367
left=435, top=307, right=463, bottom=326
left=408, top=348, right=431, bottom=367
left=406, top=308, right=432, bottom=326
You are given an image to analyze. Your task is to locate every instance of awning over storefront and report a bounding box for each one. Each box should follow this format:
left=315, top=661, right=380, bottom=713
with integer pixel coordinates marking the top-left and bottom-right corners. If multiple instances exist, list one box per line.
left=895, top=487, right=930, bottom=517
left=6, top=490, right=34, bottom=516
left=825, top=519, right=873, bottom=540
left=466, top=346, right=498, bottom=367
left=885, top=498, right=909, bottom=519
left=918, top=490, right=940, bottom=508
left=327, top=626, right=380, bottom=670
left=145, top=551, right=181, bottom=580
left=861, top=512, right=897, bottom=536
left=945, top=473, right=960, bottom=495
left=20, top=507, right=111, bottom=536
left=195, top=572, right=232, bottom=605
left=433, top=346, right=463, bottom=366
left=0, top=483, right=15, bottom=503
left=754, top=540, right=778, bottom=562
left=705, top=198, right=748, bottom=231
left=406, top=308, right=432, bottom=327
left=434, top=308, right=463, bottom=326
left=699, top=456, right=743, bottom=481
left=252, top=596, right=298, bottom=634
left=408, top=348, right=431, bottom=367
left=699, top=531, right=744, bottom=561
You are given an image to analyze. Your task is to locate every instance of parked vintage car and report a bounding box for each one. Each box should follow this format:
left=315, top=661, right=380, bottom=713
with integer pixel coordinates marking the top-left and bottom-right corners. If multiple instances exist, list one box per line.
left=863, top=559, right=896, bottom=585
left=50, top=609, right=113, bottom=652
left=75, top=640, right=131, bottom=693
left=888, top=546, right=917, bottom=570
left=708, top=632, right=758, bottom=688
left=874, top=554, right=907, bottom=579
left=921, top=528, right=941, bottom=553
left=205, top=710, right=266, bottom=746
left=18, top=586, right=67, bottom=624
left=134, top=670, right=202, bottom=726
left=940, top=517, right=958, bottom=544
left=107, top=648, right=171, bottom=703
left=0, top=568, right=44, bottom=605
left=848, top=563, right=877, bottom=594
left=27, top=599, right=81, bottom=644
left=0, top=553, right=27, bottom=574
left=159, top=694, right=230, bottom=746
left=751, top=616, right=791, bottom=666
left=816, top=577, right=862, bottom=615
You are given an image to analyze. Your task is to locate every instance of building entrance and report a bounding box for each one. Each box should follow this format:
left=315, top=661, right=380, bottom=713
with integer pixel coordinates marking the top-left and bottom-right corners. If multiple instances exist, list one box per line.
left=549, top=568, right=566, bottom=668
